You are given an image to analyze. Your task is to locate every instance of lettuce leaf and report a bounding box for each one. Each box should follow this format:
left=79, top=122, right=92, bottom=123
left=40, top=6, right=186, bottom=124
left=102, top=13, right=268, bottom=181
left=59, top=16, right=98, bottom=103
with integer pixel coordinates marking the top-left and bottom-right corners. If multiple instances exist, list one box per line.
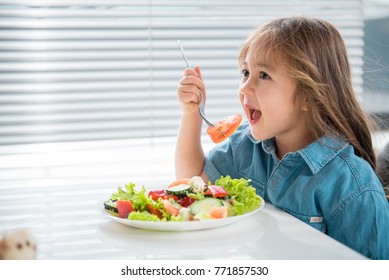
left=215, top=176, right=262, bottom=216
left=127, top=211, right=164, bottom=222
left=110, top=184, right=152, bottom=211
left=110, top=182, right=137, bottom=201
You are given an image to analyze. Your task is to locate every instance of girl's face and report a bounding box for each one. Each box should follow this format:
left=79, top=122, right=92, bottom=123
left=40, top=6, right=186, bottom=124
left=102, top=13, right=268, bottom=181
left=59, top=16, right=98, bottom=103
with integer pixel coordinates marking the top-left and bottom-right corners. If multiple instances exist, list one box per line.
left=239, top=48, right=312, bottom=154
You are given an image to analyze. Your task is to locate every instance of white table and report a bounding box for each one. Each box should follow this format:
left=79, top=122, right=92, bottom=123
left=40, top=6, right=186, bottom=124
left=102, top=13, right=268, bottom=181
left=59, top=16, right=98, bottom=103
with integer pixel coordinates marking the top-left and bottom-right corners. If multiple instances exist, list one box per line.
left=0, top=139, right=368, bottom=260
left=96, top=203, right=366, bottom=260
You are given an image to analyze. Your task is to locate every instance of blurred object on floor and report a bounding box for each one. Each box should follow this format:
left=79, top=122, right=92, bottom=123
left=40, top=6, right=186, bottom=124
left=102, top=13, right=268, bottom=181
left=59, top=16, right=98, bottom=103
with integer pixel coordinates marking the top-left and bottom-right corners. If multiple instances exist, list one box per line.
left=0, top=229, right=37, bottom=260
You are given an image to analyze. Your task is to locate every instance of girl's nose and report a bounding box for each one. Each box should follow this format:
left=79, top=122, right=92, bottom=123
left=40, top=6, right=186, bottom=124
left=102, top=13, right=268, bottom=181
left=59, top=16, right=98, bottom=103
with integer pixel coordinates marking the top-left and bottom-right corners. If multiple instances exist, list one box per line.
left=239, top=80, right=255, bottom=97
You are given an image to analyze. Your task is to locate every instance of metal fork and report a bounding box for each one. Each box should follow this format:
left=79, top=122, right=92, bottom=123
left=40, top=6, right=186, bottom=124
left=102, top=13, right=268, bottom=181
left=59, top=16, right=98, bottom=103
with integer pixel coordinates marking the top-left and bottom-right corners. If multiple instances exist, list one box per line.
left=178, top=40, right=214, bottom=127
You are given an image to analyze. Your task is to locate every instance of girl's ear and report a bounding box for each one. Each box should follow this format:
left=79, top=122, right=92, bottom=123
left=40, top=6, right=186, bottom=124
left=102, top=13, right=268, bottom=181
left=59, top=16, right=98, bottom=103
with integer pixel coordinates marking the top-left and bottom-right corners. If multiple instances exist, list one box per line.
left=297, top=92, right=309, bottom=112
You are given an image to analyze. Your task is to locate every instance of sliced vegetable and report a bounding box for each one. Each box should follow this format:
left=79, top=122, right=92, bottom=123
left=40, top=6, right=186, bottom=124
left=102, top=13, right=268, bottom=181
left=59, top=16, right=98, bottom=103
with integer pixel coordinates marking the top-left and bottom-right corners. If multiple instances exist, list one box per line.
left=147, top=204, right=163, bottom=219
left=116, top=200, right=134, bottom=218
left=193, top=211, right=212, bottom=220
left=148, top=189, right=178, bottom=201
left=168, top=178, right=190, bottom=189
left=207, top=113, right=242, bottom=143
left=161, top=199, right=180, bottom=216
left=209, top=206, right=228, bottom=219
left=205, top=185, right=228, bottom=198
left=176, top=196, right=196, bottom=207
left=189, top=197, right=223, bottom=215
left=165, top=184, right=191, bottom=197
left=104, top=200, right=118, bottom=214
left=148, top=188, right=166, bottom=200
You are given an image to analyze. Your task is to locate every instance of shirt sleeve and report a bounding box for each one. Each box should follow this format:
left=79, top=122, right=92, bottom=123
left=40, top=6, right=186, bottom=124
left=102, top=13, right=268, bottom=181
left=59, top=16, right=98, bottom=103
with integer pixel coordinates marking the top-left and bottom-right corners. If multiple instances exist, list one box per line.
left=204, top=138, right=240, bottom=183
left=203, top=124, right=249, bottom=183
left=328, top=189, right=389, bottom=260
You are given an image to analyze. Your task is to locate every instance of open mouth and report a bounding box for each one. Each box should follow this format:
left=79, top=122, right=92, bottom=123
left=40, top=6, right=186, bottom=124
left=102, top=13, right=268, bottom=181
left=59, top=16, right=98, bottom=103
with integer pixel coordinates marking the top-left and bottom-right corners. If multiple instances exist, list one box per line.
left=248, top=108, right=262, bottom=124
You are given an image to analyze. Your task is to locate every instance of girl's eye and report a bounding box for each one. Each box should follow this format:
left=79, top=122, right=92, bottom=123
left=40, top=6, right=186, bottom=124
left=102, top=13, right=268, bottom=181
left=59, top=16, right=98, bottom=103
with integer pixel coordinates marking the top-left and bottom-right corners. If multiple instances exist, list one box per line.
left=241, top=69, right=249, bottom=77
left=259, top=71, right=270, bottom=79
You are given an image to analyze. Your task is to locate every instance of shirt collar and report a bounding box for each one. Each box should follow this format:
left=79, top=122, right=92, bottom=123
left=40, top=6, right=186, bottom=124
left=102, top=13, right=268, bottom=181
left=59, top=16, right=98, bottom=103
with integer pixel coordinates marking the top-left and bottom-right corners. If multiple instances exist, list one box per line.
left=298, top=136, right=349, bottom=174
left=245, top=123, right=349, bottom=174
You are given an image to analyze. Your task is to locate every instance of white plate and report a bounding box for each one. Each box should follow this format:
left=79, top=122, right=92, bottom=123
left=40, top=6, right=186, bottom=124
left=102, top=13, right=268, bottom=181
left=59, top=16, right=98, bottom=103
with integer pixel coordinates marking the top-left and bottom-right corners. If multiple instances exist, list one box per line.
left=100, top=200, right=265, bottom=231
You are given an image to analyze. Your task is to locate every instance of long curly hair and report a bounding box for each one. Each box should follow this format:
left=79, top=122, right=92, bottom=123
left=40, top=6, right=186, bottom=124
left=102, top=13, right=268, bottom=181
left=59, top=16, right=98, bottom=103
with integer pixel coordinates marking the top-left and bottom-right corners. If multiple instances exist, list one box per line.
left=239, top=17, right=376, bottom=170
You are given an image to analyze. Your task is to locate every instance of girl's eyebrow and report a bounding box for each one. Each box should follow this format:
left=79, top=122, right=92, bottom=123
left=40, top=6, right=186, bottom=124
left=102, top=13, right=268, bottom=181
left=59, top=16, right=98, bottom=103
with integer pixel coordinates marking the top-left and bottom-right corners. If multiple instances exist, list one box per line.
left=257, top=62, right=272, bottom=70
left=240, top=61, right=273, bottom=71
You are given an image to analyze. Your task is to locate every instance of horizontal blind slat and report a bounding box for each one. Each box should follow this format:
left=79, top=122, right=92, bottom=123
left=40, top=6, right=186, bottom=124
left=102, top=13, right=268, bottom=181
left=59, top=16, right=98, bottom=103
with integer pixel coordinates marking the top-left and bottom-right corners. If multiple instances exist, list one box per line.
left=0, top=0, right=364, bottom=145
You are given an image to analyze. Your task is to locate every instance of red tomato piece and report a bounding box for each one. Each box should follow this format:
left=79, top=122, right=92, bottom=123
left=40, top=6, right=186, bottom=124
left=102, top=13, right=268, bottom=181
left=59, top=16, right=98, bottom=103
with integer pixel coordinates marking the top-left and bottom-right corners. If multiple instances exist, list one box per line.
left=206, top=185, right=228, bottom=198
left=161, top=199, right=180, bottom=216
left=147, top=204, right=163, bottom=219
left=165, top=194, right=179, bottom=201
left=148, top=189, right=179, bottom=201
left=176, top=196, right=196, bottom=207
left=207, top=113, right=242, bottom=143
left=116, top=200, right=133, bottom=218
left=148, top=188, right=166, bottom=200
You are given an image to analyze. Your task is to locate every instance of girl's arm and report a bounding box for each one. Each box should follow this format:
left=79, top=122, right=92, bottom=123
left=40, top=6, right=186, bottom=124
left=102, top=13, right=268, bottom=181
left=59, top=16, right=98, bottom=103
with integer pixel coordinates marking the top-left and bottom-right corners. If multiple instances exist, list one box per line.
left=175, top=66, right=209, bottom=182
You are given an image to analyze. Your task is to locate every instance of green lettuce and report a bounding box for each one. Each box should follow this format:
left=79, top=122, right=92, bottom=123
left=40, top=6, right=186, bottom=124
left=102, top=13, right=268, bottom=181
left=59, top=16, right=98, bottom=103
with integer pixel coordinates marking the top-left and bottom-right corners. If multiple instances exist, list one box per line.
left=127, top=211, right=163, bottom=222
left=110, top=183, right=152, bottom=212
left=110, top=182, right=137, bottom=201
left=215, top=176, right=262, bottom=216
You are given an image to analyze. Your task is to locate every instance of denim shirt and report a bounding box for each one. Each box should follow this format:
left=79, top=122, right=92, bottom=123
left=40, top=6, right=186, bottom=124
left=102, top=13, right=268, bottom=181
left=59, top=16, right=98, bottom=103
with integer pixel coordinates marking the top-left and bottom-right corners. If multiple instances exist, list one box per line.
left=204, top=122, right=389, bottom=259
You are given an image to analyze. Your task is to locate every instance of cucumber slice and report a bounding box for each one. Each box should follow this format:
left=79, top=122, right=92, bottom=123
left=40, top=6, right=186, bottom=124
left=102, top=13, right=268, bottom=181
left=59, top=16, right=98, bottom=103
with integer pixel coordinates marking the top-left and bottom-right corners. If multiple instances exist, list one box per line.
left=165, top=184, right=191, bottom=197
left=104, top=200, right=118, bottom=214
left=189, top=198, right=223, bottom=215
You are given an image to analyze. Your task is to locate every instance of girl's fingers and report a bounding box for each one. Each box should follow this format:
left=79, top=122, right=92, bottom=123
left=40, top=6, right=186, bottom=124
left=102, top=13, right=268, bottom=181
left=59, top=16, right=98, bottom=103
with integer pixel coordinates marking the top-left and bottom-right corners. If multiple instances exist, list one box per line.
left=177, top=85, right=201, bottom=103
left=193, top=65, right=206, bottom=101
left=177, top=66, right=206, bottom=110
left=183, top=67, right=200, bottom=77
left=194, top=65, right=203, bottom=81
left=180, top=74, right=203, bottom=90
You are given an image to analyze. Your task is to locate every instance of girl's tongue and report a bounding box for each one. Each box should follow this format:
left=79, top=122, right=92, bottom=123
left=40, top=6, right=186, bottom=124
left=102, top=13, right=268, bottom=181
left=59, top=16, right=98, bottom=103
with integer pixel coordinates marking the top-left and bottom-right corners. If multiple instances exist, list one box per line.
left=249, top=109, right=262, bottom=123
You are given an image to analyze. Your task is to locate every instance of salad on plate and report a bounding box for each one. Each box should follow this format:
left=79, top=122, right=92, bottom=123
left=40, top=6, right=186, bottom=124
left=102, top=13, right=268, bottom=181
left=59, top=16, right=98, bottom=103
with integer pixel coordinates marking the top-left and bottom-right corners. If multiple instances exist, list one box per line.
left=103, top=176, right=264, bottom=223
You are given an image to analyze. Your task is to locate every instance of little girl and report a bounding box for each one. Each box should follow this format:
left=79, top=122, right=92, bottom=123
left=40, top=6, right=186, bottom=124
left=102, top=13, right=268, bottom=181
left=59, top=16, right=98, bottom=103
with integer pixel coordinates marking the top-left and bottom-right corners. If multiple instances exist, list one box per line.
left=175, top=16, right=389, bottom=259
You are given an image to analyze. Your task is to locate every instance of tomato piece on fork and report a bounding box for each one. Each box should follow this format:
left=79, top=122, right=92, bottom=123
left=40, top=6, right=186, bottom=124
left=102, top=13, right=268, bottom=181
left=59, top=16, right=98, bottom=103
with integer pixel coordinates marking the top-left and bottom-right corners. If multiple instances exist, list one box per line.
left=207, top=113, right=242, bottom=143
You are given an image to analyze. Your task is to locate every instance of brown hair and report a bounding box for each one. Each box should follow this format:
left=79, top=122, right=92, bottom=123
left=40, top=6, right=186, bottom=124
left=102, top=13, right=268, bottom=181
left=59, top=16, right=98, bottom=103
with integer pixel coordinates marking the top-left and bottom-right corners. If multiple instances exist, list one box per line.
left=239, top=17, right=376, bottom=170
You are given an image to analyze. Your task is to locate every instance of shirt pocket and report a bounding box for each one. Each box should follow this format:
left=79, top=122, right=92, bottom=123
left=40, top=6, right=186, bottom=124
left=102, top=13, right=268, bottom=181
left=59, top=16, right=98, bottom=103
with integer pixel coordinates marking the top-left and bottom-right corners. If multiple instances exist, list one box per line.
left=284, top=210, right=327, bottom=234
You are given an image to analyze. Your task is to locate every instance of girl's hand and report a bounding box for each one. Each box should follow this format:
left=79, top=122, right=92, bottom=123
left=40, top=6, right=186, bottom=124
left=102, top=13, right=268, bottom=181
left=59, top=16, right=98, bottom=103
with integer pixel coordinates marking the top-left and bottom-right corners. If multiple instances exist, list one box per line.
left=177, top=65, right=206, bottom=116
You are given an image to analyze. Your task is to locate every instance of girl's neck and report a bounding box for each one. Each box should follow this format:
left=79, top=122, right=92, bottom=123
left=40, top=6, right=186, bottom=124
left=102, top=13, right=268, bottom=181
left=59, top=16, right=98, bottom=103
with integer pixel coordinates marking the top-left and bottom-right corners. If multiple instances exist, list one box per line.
left=275, top=130, right=317, bottom=160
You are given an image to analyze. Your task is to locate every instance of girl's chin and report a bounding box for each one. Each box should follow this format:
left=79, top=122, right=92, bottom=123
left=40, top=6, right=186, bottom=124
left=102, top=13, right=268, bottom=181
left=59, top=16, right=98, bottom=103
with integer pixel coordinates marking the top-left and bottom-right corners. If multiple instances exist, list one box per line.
left=249, top=126, right=267, bottom=141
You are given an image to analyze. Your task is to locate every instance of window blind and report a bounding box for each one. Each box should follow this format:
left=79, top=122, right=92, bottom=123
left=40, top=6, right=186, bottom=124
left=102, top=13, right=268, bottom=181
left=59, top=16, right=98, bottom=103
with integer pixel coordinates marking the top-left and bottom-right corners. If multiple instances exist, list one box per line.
left=0, top=0, right=364, bottom=145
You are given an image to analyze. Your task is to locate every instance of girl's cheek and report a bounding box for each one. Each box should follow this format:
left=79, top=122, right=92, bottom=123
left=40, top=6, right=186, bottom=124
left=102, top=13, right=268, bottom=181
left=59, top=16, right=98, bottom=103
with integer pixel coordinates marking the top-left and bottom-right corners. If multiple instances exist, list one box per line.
left=239, top=94, right=245, bottom=109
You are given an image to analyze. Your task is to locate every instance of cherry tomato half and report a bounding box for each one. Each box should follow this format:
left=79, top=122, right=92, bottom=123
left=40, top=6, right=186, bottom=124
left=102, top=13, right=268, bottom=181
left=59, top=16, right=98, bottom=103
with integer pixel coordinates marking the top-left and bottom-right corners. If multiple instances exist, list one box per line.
left=207, top=113, right=242, bottom=143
